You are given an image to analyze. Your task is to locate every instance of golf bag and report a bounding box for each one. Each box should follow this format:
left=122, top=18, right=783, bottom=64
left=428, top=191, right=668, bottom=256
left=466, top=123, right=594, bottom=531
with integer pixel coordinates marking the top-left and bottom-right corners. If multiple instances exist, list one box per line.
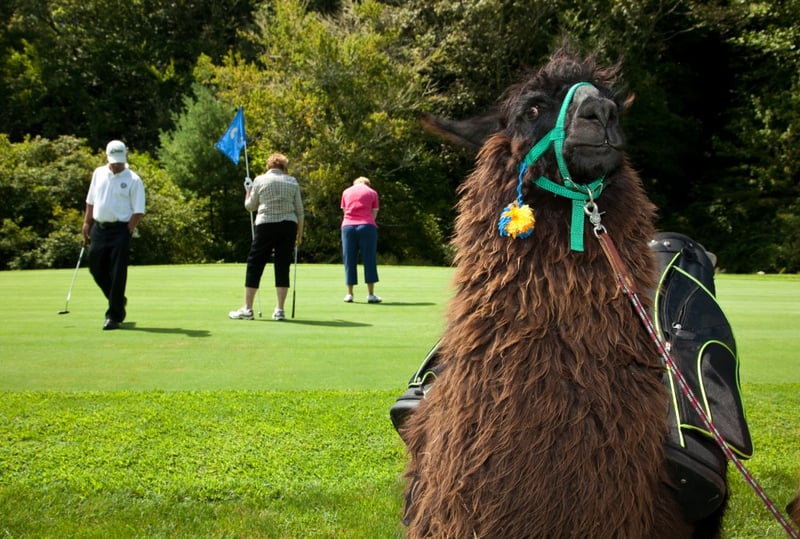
left=389, top=231, right=752, bottom=523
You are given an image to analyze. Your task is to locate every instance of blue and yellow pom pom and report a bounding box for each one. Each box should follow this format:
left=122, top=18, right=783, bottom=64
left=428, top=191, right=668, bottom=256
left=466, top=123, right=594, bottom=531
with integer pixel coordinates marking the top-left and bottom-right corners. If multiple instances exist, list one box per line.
left=498, top=200, right=535, bottom=239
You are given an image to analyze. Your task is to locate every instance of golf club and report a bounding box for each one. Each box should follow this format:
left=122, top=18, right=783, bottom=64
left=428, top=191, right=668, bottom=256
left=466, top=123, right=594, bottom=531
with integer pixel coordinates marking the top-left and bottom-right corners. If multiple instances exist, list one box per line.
left=58, top=245, right=85, bottom=314
left=291, top=245, right=298, bottom=318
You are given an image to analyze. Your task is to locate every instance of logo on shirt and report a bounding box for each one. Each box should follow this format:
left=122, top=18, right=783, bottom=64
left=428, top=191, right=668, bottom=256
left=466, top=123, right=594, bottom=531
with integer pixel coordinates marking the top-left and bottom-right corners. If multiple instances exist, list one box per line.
left=121, top=183, right=128, bottom=189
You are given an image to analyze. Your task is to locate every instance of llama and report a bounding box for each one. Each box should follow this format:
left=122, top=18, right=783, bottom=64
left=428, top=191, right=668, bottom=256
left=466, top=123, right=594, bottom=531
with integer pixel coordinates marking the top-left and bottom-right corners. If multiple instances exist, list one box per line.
left=400, top=46, right=726, bottom=537
left=789, top=484, right=800, bottom=529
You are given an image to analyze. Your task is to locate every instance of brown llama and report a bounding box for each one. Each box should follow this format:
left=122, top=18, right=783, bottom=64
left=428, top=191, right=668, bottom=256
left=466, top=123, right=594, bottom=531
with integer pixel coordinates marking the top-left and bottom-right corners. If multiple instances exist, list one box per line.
left=400, top=47, right=726, bottom=537
left=789, top=483, right=800, bottom=529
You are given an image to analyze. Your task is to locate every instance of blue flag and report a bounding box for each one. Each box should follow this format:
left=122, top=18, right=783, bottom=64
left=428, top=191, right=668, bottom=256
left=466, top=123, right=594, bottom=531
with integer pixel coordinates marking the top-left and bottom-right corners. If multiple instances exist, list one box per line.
left=215, top=107, right=246, bottom=164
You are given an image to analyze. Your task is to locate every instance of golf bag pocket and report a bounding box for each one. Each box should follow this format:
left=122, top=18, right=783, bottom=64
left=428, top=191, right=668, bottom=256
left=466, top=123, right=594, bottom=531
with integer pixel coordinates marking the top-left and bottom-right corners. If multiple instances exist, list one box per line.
left=652, top=231, right=752, bottom=521
left=389, top=343, right=440, bottom=443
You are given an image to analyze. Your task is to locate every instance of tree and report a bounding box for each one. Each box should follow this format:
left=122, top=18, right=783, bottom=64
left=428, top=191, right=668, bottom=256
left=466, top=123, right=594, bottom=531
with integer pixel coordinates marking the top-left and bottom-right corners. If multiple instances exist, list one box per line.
left=124, top=152, right=214, bottom=265
left=158, top=82, right=251, bottom=261
left=687, top=0, right=800, bottom=272
left=200, top=0, right=452, bottom=264
left=0, top=0, right=257, bottom=152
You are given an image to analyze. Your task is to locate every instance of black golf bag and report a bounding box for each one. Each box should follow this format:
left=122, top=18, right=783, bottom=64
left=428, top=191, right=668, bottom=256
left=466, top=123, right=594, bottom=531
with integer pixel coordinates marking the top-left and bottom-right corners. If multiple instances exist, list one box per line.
left=389, top=231, right=752, bottom=522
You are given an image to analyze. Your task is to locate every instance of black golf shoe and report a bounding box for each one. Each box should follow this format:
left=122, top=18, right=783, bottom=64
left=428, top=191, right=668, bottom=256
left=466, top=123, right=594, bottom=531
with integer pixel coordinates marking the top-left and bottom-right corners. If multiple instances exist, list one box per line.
left=103, top=318, right=120, bottom=330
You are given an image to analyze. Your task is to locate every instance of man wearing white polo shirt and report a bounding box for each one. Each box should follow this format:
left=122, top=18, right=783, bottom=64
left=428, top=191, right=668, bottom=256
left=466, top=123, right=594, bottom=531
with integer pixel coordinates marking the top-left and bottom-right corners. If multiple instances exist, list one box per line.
left=81, top=140, right=146, bottom=330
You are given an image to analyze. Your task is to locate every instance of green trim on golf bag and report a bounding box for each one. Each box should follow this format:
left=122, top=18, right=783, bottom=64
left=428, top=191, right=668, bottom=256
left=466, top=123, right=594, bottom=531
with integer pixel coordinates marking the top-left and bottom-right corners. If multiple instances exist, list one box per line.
left=651, top=235, right=752, bottom=459
left=650, top=232, right=752, bottom=521
left=389, top=231, right=752, bottom=523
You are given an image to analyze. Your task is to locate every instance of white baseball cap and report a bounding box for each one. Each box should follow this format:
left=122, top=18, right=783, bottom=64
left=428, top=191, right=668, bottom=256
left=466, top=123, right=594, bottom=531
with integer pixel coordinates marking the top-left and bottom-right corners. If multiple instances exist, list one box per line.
left=106, top=140, right=127, bottom=163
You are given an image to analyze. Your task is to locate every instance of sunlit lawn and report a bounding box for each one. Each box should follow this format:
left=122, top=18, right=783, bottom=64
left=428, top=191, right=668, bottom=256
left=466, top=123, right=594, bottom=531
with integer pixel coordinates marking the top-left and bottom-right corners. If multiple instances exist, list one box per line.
left=0, top=266, right=797, bottom=537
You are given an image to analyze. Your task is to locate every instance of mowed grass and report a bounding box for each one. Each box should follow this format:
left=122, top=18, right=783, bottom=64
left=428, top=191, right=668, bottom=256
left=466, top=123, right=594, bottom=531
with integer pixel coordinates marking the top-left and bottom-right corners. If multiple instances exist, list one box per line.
left=0, top=264, right=453, bottom=392
left=0, top=266, right=798, bottom=538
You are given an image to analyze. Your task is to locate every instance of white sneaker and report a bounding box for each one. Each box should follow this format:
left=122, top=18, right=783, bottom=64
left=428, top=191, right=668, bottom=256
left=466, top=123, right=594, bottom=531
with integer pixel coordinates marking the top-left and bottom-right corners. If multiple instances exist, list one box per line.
left=343, top=294, right=354, bottom=303
left=229, top=307, right=254, bottom=320
left=367, top=294, right=382, bottom=304
left=272, top=308, right=285, bottom=321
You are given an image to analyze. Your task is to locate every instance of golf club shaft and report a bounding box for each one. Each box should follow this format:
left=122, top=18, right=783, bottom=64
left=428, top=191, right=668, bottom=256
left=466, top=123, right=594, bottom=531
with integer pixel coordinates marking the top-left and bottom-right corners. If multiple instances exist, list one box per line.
left=291, top=246, right=298, bottom=318
left=61, top=245, right=85, bottom=312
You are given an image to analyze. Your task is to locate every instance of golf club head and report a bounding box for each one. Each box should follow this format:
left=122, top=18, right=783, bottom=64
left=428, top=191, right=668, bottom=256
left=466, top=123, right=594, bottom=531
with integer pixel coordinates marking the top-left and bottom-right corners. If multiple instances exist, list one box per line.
left=57, top=310, right=70, bottom=314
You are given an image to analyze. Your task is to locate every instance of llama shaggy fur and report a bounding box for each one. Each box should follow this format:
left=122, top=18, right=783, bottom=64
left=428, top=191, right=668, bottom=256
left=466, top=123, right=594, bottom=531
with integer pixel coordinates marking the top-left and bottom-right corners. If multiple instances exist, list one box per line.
left=789, top=484, right=800, bottom=529
left=401, top=48, right=720, bottom=538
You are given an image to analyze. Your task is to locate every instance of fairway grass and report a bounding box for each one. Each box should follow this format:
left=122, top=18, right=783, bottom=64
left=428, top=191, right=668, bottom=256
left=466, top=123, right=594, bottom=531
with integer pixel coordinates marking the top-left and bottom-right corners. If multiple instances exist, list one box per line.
left=1, top=266, right=799, bottom=537
left=0, top=264, right=453, bottom=392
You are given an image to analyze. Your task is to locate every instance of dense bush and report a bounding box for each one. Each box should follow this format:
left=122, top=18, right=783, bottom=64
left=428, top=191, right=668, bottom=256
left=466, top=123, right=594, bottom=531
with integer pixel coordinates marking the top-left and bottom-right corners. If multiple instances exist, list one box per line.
left=0, top=135, right=211, bottom=269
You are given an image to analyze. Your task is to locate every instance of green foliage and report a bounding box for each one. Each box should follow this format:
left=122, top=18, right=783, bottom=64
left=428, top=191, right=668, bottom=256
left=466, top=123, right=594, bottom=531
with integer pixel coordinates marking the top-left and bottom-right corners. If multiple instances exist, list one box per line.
left=0, top=135, right=212, bottom=268
left=691, top=0, right=800, bottom=272
left=0, top=218, right=40, bottom=270
left=2, top=0, right=800, bottom=270
left=158, top=83, right=250, bottom=261
left=0, top=0, right=258, bottom=151
left=126, top=152, right=214, bottom=265
left=0, top=134, right=94, bottom=268
left=203, top=0, right=453, bottom=264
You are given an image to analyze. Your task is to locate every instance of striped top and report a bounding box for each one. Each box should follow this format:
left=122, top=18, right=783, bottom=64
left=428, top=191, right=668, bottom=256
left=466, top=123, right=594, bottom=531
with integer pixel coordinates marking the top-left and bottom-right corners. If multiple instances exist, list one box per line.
left=245, top=169, right=304, bottom=225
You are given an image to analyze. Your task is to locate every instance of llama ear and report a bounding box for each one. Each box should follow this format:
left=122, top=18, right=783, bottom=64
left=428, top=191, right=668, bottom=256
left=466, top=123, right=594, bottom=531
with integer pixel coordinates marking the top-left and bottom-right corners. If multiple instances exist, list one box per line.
left=420, top=110, right=503, bottom=152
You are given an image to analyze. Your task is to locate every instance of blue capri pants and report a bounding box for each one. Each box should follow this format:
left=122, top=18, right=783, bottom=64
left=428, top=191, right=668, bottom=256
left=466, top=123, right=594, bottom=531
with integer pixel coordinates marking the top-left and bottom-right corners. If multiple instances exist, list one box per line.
left=341, top=224, right=379, bottom=285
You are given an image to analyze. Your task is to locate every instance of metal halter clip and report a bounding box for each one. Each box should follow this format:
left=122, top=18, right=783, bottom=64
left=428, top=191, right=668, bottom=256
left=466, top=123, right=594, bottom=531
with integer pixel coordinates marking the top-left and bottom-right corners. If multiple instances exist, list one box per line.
left=584, top=191, right=606, bottom=236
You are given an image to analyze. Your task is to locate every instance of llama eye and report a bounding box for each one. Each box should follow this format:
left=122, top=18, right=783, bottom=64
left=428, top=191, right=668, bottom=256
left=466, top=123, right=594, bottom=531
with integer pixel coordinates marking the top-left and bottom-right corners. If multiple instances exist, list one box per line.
left=528, top=106, right=539, bottom=119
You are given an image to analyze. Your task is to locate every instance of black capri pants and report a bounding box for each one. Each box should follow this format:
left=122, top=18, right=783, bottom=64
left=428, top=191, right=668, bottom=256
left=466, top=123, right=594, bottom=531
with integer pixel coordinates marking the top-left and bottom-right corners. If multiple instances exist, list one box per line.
left=245, top=220, right=297, bottom=289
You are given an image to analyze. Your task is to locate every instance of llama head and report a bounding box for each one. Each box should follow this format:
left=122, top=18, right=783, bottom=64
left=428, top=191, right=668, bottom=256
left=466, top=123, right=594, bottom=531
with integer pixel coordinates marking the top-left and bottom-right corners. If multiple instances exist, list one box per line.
left=424, top=46, right=637, bottom=249
left=497, top=48, right=630, bottom=185
left=423, top=46, right=632, bottom=185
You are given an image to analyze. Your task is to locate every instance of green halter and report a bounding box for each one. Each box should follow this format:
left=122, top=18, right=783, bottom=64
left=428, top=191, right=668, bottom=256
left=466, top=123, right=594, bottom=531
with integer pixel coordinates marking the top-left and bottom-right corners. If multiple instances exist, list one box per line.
left=518, top=82, right=606, bottom=251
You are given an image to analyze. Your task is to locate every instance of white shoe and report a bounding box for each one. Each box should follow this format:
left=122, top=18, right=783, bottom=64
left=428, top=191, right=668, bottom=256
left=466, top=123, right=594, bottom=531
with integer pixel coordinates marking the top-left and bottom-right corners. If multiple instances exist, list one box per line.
left=367, top=294, right=382, bottom=304
left=272, top=308, right=285, bottom=321
left=229, top=307, right=254, bottom=320
left=343, top=294, right=354, bottom=303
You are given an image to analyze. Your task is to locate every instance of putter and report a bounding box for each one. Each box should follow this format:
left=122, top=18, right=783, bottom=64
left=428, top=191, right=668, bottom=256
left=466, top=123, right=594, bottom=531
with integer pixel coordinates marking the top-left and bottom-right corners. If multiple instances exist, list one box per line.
left=58, top=245, right=85, bottom=314
left=291, top=245, right=298, bottom=318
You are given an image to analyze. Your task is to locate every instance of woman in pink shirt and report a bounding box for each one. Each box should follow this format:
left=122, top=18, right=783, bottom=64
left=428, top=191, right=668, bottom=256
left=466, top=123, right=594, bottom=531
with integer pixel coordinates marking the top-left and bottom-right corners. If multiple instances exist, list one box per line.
left=341, top=177, right=381, bottom=303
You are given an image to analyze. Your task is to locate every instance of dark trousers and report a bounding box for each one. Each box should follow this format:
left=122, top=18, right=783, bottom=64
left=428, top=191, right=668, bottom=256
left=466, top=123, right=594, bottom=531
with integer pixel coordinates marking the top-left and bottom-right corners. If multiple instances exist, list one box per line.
left=341, top=224, right=379, bottom=285
left=245, top=221, right=297, bottom=289
left=89, top=222, right=130, bottom=323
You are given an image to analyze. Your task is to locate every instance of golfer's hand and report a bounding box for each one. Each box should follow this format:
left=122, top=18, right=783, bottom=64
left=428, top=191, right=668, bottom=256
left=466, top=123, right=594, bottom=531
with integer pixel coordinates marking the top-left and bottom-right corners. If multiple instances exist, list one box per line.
left=243, top=177, right=253, bottom=190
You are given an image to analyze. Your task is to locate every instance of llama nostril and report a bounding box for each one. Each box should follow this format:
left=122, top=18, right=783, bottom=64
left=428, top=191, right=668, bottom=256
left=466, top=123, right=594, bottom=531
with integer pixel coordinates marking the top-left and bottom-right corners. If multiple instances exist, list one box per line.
left=582, top=98, right=615, bottom=127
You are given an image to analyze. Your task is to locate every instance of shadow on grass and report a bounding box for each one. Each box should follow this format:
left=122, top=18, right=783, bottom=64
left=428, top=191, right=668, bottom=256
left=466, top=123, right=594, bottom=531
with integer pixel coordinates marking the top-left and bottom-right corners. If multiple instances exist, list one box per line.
left=271, top=319, right=372, bottom=327
left=340, top=301, right=437, bottom=307
left=378, top=301, right=436, bottom=307
left=121, top=322, right=211, bottom=337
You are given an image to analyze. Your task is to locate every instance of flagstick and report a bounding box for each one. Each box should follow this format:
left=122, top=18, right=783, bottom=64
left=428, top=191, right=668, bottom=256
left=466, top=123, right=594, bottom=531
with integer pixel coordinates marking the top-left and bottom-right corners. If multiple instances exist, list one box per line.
left=243, top=144, right=262, bottom=318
